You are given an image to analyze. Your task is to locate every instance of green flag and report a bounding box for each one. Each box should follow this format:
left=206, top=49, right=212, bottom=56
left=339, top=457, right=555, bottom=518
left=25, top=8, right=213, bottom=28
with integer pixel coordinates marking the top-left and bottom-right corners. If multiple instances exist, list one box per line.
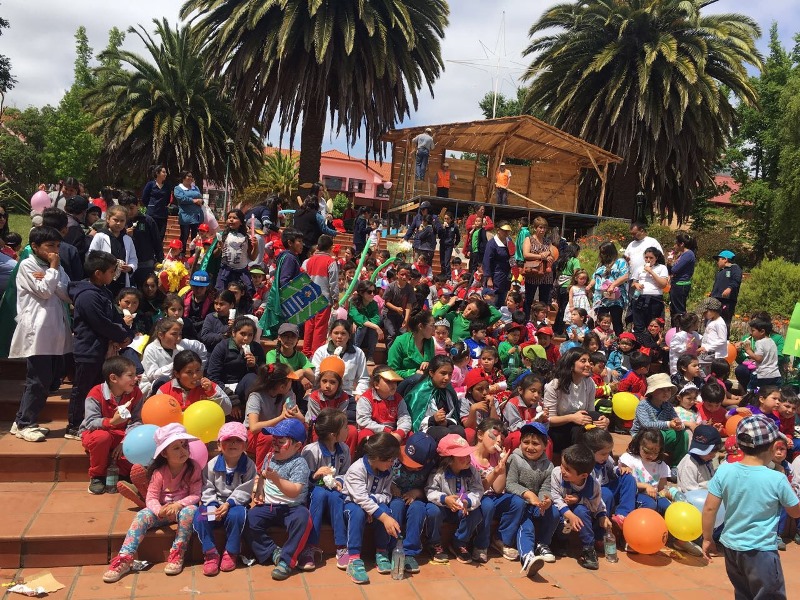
left=783, top=303, right=800, bottom=358
left=198, top=236, right=219, bottom=273
left=258, top=252, right=286, bottom=337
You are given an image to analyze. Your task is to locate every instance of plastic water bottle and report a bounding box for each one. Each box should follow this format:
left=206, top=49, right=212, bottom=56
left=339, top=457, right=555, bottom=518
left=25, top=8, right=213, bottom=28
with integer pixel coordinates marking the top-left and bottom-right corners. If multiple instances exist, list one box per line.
left=105, top=462, right=119, bottom=494
left=284, top=395, right=296, bottom=410
left=669, top=487, right=686, bottom=503
left=391, top=536, right=405, bottom=580
left=604, top=530, right=618, bottom=563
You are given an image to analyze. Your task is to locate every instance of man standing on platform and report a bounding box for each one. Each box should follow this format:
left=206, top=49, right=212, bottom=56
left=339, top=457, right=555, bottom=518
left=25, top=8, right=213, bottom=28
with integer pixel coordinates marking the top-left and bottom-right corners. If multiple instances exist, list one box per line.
left=412, top=128, right=435, bottom=180
left=435, top=162, right=454, bottom=198
left=495, top=162, right=511, bottom=206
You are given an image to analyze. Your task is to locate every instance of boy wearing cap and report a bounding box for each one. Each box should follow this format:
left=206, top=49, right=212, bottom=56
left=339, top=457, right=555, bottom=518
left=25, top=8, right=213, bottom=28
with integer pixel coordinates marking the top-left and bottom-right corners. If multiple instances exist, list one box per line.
left=195, top=422, right=256, bottom=576
left=607, top=332, right=637, bottom=379
left=535, top=326, right=561, bottom=365
left=698, top=298, right=728, bottom=360
left=184, top=270, right=215, bottom=329
left=676, top=425, right=721, bottom=492
left=248, top=418, right=313, bottom=581
left=710, top=250, right=742, bottom=328
left=250, top=267, right=269, bottom=315
left=266, top=323, right=315, bottom=385
left=506, top=422, right=558, bottom=575
left=389, top=432, right=441, bottom=569
left=498, top=324, right=524, bottom=373
left=703, top=415, right=800, bottom=598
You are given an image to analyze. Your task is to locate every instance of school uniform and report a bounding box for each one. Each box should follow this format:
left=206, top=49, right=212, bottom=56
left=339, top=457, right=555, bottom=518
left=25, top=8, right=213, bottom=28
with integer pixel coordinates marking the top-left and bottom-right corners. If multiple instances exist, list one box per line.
left=389, top=461, right=438, bottom=557
left=550, top=466, right=608, bottom=546
left=301, top=442, right=351, bottom=547
left=343, top=456, right=401, bottom=557
left=425, top=465, right=484, bottom=546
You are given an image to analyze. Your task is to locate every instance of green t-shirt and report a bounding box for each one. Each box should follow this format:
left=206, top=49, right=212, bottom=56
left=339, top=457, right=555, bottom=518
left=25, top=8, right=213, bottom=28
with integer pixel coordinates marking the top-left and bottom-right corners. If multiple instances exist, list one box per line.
left=472, top=229, right=480, bottom=253
left=266, top=348, right=312, bottom=371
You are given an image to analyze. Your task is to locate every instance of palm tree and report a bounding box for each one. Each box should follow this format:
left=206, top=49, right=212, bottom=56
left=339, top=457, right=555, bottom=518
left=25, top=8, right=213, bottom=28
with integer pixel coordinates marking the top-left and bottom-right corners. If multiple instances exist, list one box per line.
left=239, top=150, right=299, bottom=207
left=84, top=18, right=264, bottom=188
left=180, top=0, right=449, bottom=186
left=522, top=0, right=762, bottom=222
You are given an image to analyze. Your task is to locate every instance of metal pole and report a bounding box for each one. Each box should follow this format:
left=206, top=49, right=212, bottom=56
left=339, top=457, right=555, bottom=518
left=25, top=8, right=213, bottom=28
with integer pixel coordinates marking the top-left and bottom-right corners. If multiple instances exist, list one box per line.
left=223, top=138, right=234, bottom=214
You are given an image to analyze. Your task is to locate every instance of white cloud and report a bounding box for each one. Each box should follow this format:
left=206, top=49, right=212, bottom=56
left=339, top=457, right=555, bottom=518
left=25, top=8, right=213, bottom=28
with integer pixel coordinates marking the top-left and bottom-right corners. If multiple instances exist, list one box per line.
left=2, top=0, right=797, bottom=157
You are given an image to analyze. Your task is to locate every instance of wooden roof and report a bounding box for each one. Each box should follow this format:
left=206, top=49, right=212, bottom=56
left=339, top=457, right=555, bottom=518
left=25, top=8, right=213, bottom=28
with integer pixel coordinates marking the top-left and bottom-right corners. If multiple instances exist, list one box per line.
left=381, top=115, right=621, bottom=169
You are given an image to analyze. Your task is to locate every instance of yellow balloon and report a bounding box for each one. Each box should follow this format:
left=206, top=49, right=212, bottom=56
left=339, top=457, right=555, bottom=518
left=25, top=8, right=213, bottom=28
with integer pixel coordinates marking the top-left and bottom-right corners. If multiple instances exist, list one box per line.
left=664, top=501, right=703, bottom=542
left=183, top=400, right=225, bottom=443
left=612, top=392, right=639, bottom=420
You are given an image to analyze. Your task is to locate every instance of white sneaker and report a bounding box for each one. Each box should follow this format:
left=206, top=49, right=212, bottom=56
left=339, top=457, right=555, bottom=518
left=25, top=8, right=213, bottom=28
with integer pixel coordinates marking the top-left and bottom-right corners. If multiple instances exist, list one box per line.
left=491, top=537, right=519, bottom=560
left=14, top=425, right=45, bottom=442
left=11, top=422, right=49, bottom=436
left=520, top=551, right=545, bottom=577
left=671, top=540, right=704, bottom=557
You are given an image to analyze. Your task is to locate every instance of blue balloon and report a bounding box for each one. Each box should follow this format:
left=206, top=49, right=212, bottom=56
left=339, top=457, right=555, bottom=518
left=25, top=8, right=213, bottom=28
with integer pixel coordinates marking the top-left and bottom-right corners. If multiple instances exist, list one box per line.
left=684, top=489, right=725, bottom=529
left=122, top=424, right=158, bottom=467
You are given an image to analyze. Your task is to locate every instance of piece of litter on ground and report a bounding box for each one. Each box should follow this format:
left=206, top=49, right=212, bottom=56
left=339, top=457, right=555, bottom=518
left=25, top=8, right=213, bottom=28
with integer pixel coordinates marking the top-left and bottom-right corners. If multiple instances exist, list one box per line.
left=8, top=572, right=65, bottom=596
left=240, top=555, right=256, bottom=567
left=131, top=560, right=151, bottom=572
left=7, top=584, right=47, bottom=597
left=179, top=586, right=198, bottom=593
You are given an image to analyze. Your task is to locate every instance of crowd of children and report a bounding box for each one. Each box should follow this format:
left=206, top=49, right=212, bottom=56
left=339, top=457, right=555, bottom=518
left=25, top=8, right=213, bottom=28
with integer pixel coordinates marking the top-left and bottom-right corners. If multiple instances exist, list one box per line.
left=5, top=203, right=800, bottom=598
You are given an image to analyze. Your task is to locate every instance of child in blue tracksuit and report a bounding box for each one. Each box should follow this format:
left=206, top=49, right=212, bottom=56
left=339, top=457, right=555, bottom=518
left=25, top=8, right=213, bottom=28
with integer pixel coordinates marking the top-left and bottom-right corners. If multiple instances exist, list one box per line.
left=464, top=321, right=489, bottom=367
left=195, top=422, right=256, bottom=576
left=425, top=433, right=485, bottom=564
left=550, top=444, right=611, bottom=571
left=389, top=432, right=440, bottom=571
left=580, top=428, right=637, bottom=531
left=247, top=418, right=312, bottom=582
left=300, top=409, right=352, bottom=570
left=342, top=432, right=402, bottom=584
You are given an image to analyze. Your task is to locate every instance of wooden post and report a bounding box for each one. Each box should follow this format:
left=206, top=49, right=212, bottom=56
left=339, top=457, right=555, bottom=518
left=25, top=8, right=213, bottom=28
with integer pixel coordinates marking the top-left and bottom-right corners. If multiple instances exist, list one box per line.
left=471, top=154, right=480, bottom=202
left=597, top=163, right=609, bottom=216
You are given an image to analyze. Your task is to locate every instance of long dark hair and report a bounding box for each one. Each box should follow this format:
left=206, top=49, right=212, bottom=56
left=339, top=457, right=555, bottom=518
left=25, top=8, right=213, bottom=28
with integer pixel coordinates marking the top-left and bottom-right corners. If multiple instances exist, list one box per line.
left=355, top=431, right=401, bottom=461
left=598, top=241, right=619, bottom=276
left=627, top=428, right=667, bottom=463
left=249, top=362, right=292, bottom=397
left=554, top=347, right=591, bottom=394
left=147, top=438, right=196, bottom=482
left=553, top=241, right=579, bottom=276
left=675, top=231, right=697, bottom=252
left=352, top=279, right=377, bottom=310
left=0, top=202, right=9, bottom=237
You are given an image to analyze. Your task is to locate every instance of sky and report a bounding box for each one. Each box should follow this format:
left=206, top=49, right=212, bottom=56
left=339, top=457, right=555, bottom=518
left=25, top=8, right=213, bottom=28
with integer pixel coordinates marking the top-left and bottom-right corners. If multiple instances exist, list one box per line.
left=2, top=0, right=799, bottom=156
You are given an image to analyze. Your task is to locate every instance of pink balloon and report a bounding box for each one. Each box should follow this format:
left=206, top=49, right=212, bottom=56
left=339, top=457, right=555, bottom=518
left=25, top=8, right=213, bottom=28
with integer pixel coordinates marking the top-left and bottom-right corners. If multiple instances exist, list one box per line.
left=665, top=327, right=676, bottom=346
left=189, top=438, right=209, bottom=468
left=30, top=190, right=51, bottom=214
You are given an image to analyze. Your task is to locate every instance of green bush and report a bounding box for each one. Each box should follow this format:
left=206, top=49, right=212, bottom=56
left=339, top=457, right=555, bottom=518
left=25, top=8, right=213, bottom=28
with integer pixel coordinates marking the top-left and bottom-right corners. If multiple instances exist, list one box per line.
left=686, top=259, right=717, bottom=313
left=594, top=220, right=631, bottom=244
left=331, top=193, right=349, bottom=219
left=689, top=229, right=755, bottom=268
left=736, top=259, right=800, bottom=319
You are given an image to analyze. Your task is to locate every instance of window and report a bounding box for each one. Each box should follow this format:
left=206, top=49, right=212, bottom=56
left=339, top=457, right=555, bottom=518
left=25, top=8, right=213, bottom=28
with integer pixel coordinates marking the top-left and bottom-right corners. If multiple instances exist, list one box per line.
left=348, top=178, right=366, bottom=193
left=322, top=176, right=345, bottom=191
left=376, top=183, right=390, bottom=198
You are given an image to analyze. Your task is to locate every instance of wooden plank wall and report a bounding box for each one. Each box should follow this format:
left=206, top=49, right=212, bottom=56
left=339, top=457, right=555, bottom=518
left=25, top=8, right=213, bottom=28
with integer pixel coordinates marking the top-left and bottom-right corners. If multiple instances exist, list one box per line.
left=389, top=147, right=581, bottom=213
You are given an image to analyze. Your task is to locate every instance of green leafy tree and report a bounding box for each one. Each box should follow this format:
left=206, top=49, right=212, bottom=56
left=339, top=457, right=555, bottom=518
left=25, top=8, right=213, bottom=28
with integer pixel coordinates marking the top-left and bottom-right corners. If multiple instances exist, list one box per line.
left=0, top=106, right=56, bottom=198
left=180, top=0, right=449, bottom=186
left=771, top=65, right=800, bottom=260
left=521, top=0, right=762, bottom=223
left=73, top=26, right=95, bottom=90
left=0, top=7, right=17, bottom=117
left=84, top=19, right=263, bottom=188
left=239, top=151, right=299, bottom=208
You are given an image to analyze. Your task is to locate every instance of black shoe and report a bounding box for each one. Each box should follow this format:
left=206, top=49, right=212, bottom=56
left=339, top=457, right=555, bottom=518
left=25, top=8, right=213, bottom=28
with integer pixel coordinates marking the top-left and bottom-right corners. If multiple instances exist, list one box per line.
left=449, top=542, right=473, bottom=564
left=64, top=427, right=81, bottom=441
left=88, top=477, right=106, bottom=495
left=579, top=546, right=599, bottom=570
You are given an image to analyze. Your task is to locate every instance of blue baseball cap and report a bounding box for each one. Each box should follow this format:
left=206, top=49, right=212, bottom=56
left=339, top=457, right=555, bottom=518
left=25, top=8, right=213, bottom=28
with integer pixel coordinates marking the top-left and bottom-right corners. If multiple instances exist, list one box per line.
left=713, top=250, right=735, bottom=260
left=401, top=432, right=437, bottom=468
left=520, top=422, right=549, bottom=439
left=481, top=287, right=496, bottom=297
left=263, top=418, right=306, bottom=443
left=189, top=270, right=211, bottom=287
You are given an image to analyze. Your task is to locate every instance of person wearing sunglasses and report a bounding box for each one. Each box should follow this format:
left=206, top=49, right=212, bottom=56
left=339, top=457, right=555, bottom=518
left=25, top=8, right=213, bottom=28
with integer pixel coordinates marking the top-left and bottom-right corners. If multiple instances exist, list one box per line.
left=349, top=280, right=384, bottom=365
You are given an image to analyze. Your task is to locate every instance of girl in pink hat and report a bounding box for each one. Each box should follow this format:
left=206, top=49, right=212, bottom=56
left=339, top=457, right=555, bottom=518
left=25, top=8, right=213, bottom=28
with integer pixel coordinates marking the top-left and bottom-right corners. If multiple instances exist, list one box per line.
left=103, top=423, right=201, bottom=583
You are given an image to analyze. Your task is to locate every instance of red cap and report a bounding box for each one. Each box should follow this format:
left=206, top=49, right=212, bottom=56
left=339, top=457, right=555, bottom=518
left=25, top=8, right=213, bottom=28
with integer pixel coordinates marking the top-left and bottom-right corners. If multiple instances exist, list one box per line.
left=198, top=223, right=210, bottom=232
left=536, top=326, right=554, bottom=337
left=168, top=239, right=183, bottom=249
left=464, top=368, right=492, bottom=390
left=619, top=332, right=637, bottom=342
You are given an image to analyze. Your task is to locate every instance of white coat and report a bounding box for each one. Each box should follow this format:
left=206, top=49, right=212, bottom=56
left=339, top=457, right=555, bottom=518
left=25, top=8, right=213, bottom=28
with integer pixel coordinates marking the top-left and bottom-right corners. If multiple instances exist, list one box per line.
left=9, top=256, right=73, bottom=358
left=88, top=231, right=138, bottom=287
left=140, top=337, right=208, bottom=397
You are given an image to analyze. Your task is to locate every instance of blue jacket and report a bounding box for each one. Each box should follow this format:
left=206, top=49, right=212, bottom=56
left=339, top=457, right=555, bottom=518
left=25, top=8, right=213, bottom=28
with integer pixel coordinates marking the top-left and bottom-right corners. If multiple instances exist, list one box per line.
left=68, top=280, right=133, bottom=362
left=207, top=338, right=266, bottom=386
left=174, top=184, right=203, bottom=225
left=143, top=180, right=171, bottom=221
left=353, top=216, right=370, bottom=249
left=200, top=312, right=230, bottom=351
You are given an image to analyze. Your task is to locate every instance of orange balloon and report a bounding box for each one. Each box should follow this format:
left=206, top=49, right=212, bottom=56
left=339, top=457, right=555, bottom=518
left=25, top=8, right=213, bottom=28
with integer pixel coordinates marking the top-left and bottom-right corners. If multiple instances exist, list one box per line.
left=726, top=342, right=737, bottom=365
left=549, top=245, right=560, bottom=262
left=725, top=414, right=744, bottom=437
left=141, top=394, right=183, bottom=427
left=622, top=508, right=668, bottom=554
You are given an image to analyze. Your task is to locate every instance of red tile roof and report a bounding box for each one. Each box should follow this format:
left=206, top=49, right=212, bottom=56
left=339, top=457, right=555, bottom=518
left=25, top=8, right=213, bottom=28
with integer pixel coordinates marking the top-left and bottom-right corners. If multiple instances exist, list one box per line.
left=708, top=174, right=740, bottom=206
left=321, top=149, right=391, bottom=180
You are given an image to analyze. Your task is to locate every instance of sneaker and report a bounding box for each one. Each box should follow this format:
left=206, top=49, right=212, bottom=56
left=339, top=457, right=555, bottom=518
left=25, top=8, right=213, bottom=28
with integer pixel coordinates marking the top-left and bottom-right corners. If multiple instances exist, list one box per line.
left=535, top=544, right=556, bottom=563
left=203, top=550, right=221, bottom=576
left=579, top=546, right=599, bottom=570
left=297, top=548, right=316, bottom=572
left=472, top=547, right=488, bottom=563
left=64, top=427, right=81, bottom=441
left=794, top=532, right=800, bottom=545
left=404, top=555, right=420, bottom=573
left=491, top=537, right=519, bottom=560
left=672, top=540, right=704, bottom=557
left=31, top=424, right=50, bottom=435
left=347, top=558, right=369, bottom=584
left=336, top=548, right=349, bottom=570
left=450, top=542, right=472, bottom=564
left=116, top=481, right=145, bottom=508
left=12, top=424, right=45, bottom=442
left=10, top=422, right=50, bottom=437
left=777, top=539, right=787, bottom=551
left=103, top=554, right=133, bottom=583
left=375, top=552, right=392, bottom=574
left=272, top=560, right=292, bottom=581
left=130, top=463, right=150, bottom=498
left=164, top=544, right=186, bottom=575
left=611, top=514, right=626, bottom=531
left=520, top=551, right=545, bottom=577
left=88, top=477, right=106, bottom=495
left=272, top=547, right=282, bottom=566
left=220, top=551, right=237, bottom=572
left=428, top=543, right=449, bottom=564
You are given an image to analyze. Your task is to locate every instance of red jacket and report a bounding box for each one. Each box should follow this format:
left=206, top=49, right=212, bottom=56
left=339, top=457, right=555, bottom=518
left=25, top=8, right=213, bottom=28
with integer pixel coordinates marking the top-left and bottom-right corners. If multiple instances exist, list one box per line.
left=618, top=371, right=647, bottom=397
left=81, top=383, right=143, bottom=431
left=357, top=389, right=411, bottom=438
left=592, top=374, right=613, bottom=399
left=158, top=379, right=213, bottom=410
left=544, top=344, right=560, bottom=365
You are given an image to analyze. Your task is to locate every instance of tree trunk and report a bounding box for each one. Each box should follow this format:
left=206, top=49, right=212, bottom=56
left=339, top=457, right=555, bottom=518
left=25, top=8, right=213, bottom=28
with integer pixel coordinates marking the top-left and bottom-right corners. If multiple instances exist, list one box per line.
left=607, top=160, right=640, bottom=221
left=298, top=101, right=327, bottom=187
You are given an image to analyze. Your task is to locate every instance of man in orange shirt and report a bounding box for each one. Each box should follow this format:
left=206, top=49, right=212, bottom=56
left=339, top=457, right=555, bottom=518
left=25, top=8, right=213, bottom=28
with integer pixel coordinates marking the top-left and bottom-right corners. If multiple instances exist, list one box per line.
left=495, top=162, right=511, bottom=205
left=435, top=162, right=455, bottom=198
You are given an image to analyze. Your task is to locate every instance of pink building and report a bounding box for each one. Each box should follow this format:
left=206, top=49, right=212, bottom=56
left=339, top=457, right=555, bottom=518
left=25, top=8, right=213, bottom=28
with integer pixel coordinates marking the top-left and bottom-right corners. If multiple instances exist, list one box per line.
left=319, top=150, right=392, bottom=209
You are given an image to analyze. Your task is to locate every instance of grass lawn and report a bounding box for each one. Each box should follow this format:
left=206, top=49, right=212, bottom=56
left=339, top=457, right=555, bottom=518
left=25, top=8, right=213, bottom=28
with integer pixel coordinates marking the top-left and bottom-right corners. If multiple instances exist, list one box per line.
left=7, top=212, right=31, bottom=248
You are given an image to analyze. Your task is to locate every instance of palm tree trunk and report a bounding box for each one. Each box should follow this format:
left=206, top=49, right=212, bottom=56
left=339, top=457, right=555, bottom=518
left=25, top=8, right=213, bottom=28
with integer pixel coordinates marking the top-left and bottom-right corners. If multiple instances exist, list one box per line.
left=608, top=161, right=639, bottom=220
left=298, top=102, right=326, bottom=186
